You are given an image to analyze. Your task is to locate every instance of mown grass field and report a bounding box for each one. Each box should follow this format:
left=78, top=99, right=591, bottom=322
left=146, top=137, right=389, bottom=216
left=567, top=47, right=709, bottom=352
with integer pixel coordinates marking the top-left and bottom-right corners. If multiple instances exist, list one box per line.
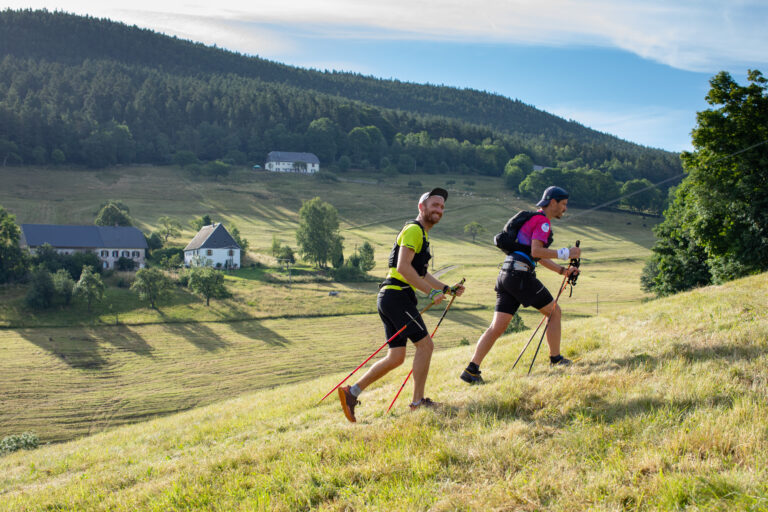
left=0, top=166, right=659, bottom=443
left=1, top=273, right=766, bottom=511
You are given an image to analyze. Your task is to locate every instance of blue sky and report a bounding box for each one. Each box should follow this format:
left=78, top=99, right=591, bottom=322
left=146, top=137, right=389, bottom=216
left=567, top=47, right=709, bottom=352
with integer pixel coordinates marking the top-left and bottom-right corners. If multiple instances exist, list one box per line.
left=5, top=1, right=768, bottom=152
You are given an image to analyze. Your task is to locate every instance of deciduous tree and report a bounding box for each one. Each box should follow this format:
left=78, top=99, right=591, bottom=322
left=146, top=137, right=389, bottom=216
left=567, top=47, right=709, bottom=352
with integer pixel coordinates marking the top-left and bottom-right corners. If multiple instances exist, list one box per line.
left=464, top=221, right=486, bottom=242
left=643, top=70, right=768, bottom=294
left=74, top=266, right=104, bottom=312
left=52, top=269, right=75, bottom=305
left=188, top=266, right=227, bottom=306
left=131, top=268, right=173, bottom=309
left=296, top=197, right=343, bottom=268
left=95, top=203, right=132, bottom=227
left=157, top=216, right=181, bottom=242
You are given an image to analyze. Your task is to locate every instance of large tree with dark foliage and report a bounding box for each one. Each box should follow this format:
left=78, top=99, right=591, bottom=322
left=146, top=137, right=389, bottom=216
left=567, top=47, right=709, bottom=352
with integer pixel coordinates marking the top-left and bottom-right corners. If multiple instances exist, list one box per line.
left=642, top=70, right=768, bottom=295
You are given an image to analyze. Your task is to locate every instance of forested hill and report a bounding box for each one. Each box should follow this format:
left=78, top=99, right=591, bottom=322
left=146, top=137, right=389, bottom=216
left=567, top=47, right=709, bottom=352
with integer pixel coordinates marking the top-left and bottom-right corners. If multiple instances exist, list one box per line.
left=0, top=9, right=682, bottom=206
left=1, top=9, right=619, bottom=146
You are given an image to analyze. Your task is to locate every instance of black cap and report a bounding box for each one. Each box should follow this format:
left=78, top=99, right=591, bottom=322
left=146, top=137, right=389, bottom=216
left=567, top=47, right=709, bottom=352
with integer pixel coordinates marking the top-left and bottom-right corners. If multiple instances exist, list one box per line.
left=536, top=186, right=569, bottom=207
left=419, top=187, right=448, bottom=204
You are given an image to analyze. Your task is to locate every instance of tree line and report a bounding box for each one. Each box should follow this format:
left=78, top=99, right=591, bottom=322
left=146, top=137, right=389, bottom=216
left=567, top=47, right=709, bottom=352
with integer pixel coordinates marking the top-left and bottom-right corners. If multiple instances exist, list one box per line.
left=0, top=10, right=682, bottom=204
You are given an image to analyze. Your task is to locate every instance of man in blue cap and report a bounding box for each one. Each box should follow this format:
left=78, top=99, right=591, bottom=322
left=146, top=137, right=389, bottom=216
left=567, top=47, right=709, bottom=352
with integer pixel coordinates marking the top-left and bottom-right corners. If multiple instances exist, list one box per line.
left=460, top=186, right=581, bottom=384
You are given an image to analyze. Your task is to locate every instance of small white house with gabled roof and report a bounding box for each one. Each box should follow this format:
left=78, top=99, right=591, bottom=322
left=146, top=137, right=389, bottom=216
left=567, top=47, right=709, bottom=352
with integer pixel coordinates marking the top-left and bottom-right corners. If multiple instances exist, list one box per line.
left=184, top=223, right=241, bottom=269
left=265, top=151, right=320, bottom=173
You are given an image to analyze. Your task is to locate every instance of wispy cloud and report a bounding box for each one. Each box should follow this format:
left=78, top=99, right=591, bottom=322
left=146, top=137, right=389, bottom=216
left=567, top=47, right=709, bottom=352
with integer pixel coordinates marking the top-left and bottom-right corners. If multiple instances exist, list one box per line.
left=6, top=1, right=766, bottom=71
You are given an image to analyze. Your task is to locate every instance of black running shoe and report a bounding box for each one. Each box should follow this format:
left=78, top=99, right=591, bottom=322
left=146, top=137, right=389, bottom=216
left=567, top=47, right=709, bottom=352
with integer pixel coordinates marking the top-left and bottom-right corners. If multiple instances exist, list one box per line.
left=338, top=386, right=360, bottom=422
left=550, top=356, right=572, bottom=367
left=460, top=368, right=484, bottom=384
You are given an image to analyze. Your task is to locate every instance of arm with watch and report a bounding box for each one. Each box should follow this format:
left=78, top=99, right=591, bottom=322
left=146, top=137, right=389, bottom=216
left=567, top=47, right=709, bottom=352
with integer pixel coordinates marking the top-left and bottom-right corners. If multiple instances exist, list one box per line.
left=531, top=239, right=581, bottom=278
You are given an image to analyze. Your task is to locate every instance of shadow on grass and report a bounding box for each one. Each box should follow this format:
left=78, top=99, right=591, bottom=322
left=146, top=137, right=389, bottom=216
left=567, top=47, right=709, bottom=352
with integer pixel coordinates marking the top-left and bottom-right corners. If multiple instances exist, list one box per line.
left=17, top=325, right=154, bottom=370
left=162, top=320, right=230, bottom=351
left=228, top=319, right=292, bottom=347
left=422, top=307, right=490, bottom=332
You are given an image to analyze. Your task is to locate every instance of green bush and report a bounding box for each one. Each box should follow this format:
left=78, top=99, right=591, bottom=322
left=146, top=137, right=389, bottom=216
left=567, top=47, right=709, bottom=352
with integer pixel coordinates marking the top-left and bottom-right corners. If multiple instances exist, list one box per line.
left=315, top=170, right=339, bottom=182
left=1, top=432, right=39, bottom=455
left=25, top=265, right=54, bottom=309
left=332, top=264, right=367, bottom=282
left=504, top=313, right=526, bottom=334
left=116, top=257, right=136, bottom=271
left=177, top=270, right=190, bottom=287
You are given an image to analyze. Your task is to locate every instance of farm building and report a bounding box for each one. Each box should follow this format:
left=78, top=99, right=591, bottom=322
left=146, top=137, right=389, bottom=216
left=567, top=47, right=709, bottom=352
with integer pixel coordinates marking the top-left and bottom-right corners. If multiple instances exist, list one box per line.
left=265, top=151, right=320, bottom=173
left=20, top=224, right=148, bottom=270
left=184, top=223, right=241, bottom=269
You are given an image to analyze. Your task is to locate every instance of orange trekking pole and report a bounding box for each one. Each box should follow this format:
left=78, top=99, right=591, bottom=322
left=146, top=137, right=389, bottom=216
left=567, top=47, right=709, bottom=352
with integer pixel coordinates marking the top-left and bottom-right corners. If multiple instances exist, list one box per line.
left=318, top=302, right=435, bottom=403
left=387, top=278, right=465, bottom=413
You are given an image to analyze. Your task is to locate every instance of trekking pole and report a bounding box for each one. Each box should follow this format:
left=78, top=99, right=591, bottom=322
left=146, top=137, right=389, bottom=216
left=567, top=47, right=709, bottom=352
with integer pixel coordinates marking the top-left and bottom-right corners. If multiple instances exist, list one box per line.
left=510, top=314, right=547, bottom=370
left=527, top=240, right=580, bottom=375
left=318, top=302, right=435, bottom=403
left=387, top=278, right=465, bottom=413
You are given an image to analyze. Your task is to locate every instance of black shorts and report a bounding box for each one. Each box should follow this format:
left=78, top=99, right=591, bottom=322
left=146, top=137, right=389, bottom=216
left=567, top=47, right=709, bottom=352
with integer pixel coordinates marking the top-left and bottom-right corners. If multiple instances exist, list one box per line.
left=494, top=270, right=554, bottom=315
left=377, top=287, right=429, bottom=348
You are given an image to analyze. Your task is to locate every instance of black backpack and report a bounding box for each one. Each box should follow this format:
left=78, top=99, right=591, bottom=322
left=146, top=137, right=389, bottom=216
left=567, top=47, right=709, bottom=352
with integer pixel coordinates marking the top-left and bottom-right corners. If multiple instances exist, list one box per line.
left=493, top=211, right=549, bottom=255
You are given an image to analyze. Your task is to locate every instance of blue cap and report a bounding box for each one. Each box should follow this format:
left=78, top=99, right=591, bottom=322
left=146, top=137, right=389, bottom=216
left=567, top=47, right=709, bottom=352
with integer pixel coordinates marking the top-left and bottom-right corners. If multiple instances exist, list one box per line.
left=536, top=186, right=569, bottom=207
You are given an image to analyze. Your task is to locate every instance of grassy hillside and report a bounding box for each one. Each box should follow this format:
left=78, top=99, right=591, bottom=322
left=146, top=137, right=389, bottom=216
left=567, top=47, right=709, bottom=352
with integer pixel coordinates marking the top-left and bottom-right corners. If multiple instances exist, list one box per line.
left=0, top=166, right=659, bottom=443
left=1, top=273, right=766, bottom=511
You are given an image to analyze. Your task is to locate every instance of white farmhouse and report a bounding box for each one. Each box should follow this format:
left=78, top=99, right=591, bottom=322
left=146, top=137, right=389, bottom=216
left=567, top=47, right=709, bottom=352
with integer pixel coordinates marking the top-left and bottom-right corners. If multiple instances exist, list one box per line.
left=184, top=223, right=241, bottom=269
left=20, top=224, right=148, bottom=270
left=265, top=151, right=320, bottom=173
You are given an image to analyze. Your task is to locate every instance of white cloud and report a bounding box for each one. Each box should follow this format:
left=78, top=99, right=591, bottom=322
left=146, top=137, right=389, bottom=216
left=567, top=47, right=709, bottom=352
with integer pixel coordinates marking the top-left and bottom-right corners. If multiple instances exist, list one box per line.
left=5, top=1, right=766, bottom=71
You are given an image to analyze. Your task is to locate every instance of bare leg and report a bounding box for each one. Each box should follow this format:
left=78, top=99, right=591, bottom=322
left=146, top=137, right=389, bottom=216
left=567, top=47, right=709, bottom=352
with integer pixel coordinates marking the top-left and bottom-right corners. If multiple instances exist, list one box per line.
left=355, top=346, right=406, bottom=391
left=537, top=301, right=561, bottom=356
left=411, top=335, right=434, bottom=403
left=470, top=311, right=513, bottom=366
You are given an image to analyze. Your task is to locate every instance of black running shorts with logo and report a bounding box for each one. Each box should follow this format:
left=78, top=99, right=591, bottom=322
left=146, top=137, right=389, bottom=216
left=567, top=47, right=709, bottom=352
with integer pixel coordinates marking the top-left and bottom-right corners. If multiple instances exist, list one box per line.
left=494, top=270, right=554, bottom=315
left=377, top=287, right=430, bottom=348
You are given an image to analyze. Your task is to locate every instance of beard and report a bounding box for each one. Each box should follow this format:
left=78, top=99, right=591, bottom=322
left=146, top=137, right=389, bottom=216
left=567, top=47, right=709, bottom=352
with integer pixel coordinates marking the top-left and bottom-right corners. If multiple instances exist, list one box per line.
left=426, top=210, right=442, bottom=224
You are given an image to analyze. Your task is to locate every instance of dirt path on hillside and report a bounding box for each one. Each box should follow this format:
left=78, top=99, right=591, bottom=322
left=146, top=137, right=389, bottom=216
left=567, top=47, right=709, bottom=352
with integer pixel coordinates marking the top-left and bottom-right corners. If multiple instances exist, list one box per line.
left=433, top=265, right=458, bottom=278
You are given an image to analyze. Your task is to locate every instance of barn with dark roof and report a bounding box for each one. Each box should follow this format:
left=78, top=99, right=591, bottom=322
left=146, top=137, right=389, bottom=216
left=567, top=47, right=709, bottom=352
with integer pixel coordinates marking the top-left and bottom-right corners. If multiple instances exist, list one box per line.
left=20, top=224, right=148, bottom=269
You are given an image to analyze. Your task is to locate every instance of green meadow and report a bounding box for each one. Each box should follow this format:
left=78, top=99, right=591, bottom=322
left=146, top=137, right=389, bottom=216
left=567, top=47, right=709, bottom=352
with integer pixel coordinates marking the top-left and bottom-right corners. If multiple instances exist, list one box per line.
left=1, top=272, right=766, bottom=511
left=0, top=165, right=658, bottom=445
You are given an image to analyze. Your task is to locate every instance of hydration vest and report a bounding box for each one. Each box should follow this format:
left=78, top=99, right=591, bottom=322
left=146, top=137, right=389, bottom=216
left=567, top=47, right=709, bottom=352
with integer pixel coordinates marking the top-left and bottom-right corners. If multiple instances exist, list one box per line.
left=382, top=220, right=431, bottom=287
left=493, top=211, right=553, bottom=262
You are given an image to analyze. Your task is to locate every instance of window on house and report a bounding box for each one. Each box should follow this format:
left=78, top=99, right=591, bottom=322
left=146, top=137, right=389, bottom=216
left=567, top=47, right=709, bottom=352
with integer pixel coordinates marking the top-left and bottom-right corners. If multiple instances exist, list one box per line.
left=103, top=261, right=109, bottom=269
left=112, top=250, right=118, bottom=258
left=101, top=250, right=108, bottom=257
left=206, top=249, right=213, bottom=256
left=228, top=249, right=234, bottom=256
left=132, top=251, right=140, bottom=258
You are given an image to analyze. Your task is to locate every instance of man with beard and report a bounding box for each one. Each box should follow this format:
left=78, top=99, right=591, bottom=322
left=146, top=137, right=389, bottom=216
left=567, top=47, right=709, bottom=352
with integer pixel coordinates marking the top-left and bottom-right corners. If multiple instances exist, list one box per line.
left=339, top=187, right=465, bottom=422
left=460, top=186, right=581, bottom=384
